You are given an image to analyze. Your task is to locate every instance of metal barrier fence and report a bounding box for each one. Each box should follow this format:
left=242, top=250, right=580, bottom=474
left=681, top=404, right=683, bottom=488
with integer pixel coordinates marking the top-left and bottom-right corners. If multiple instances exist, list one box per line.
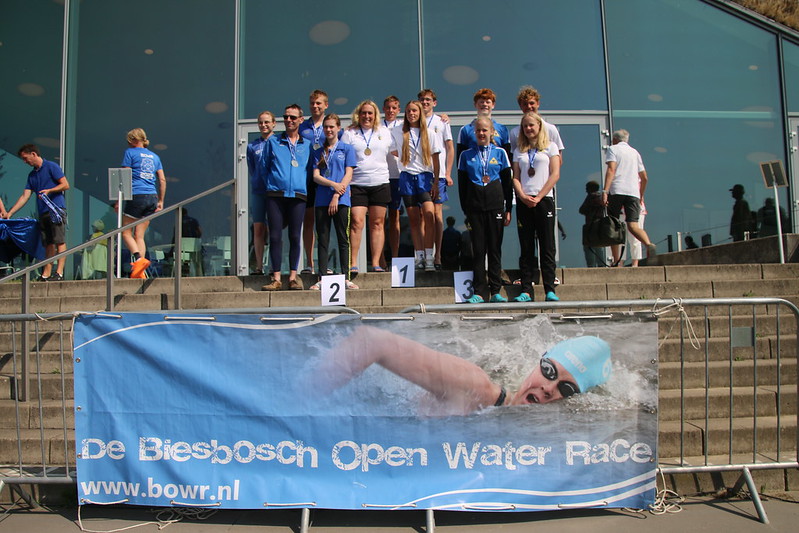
left=0, top=297, right=796, bottom=529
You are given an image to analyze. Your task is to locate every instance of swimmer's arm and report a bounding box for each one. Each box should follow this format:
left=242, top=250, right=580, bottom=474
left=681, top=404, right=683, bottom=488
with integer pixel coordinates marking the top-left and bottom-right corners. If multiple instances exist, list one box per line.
left=319, top=326, right=501, bottom=412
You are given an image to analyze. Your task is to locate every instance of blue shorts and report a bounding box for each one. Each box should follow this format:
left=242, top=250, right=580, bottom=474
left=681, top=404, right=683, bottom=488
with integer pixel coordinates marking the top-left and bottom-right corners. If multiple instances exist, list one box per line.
left=250, top=193, right=268, bottom=225
left=399, top=171, right=434, bottom=196
left=124, top=194, right=158, bottom=219
left=388, top=179, right=402, bottom=211
left=434, top=177, right=449, bottom=205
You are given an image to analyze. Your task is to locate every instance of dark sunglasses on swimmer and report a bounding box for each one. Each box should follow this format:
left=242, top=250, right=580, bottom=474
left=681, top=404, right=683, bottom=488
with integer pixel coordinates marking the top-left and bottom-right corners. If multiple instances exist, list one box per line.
left=539, top=357, right=580, bottom=398
left=283, top=114, right=300, bottom=121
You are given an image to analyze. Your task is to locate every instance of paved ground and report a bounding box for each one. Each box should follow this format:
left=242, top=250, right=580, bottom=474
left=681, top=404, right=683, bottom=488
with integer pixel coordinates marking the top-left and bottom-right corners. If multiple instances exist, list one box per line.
left=1, top=492, right=798, bottom=532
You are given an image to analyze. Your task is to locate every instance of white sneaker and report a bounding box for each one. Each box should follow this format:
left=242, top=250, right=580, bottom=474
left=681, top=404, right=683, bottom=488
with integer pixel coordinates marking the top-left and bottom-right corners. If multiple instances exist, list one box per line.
left=309, top=281, right=321, bottom=290
left=425, top=259, right=435, bottom=272
left=345, top=280, right=359, bottom=289
left=415, top=258, right=424, bottom=270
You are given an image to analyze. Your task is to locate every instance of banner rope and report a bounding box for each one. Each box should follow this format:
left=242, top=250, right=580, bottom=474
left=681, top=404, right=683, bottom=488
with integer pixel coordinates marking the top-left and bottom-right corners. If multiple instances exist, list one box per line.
left=623, top=469, right=685, bottom=516
left=77, top=500, right=218, bottom=532
left=652, top=298, right=701, bottom=350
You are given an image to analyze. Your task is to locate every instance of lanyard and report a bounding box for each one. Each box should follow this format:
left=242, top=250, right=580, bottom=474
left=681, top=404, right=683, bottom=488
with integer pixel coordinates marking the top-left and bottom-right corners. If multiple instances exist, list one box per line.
left=323, top=142, right=338, bottom=175
left=479, top=146, right=491, bottom=179
left=359, top=126, right=374, bottom=154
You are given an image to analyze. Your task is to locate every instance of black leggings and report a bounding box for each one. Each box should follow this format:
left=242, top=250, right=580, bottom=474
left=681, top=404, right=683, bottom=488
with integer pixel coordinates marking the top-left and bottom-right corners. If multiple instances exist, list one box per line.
left=265, top=196, right=305, bottom=274
left=516, top=196, right=557, bottom=294
left=315, top=206, right=351, bottom=277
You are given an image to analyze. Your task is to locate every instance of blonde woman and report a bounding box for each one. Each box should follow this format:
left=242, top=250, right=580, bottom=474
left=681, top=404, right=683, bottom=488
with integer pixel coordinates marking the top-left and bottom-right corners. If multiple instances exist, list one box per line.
left=390, top=100, right=441, bottom=271
left=121, top=128, right=166, bottom=278
left=341, top=100, right=393, bottom=273
left=512, top=112, right=560, bottom=302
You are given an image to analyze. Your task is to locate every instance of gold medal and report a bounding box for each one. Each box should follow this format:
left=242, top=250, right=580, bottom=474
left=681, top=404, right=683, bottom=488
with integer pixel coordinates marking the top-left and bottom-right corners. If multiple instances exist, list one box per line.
left=291, top=160, right=299, bottom=167
left=482, top=175, right=490, bottom=184
left=364, top=148, right=372, bottom=156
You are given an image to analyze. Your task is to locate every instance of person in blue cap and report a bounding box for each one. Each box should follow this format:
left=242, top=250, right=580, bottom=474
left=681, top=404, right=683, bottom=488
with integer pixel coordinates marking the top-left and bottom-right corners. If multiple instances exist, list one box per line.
left=317, top=326, right=611, bottom=415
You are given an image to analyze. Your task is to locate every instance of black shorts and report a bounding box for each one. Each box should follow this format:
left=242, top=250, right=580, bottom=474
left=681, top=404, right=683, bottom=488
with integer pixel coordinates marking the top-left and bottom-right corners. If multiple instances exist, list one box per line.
left=124, top=194, right=159, bottom=219
left=40, top=211, right=67, bottom=246
left=608, top=194, right=641, bottom=223
left=350, top=183, right=392, bottom=208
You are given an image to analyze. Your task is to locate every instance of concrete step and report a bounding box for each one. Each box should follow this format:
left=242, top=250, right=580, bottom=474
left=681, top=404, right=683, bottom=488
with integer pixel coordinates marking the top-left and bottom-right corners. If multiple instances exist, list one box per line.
left=0, top=374, right=72, bottom=401
left=0, top=399, right=71, bottom=430
left=658, top=453, right=799, bottom=492
left=659, top=359, right=796, bottom=389
left=0, top=428, right=74, bottom=465
left=657, top=335, right=795, bottom=363
left=0, top=351, right=72, bottom=374
left=656, top=313, right=797, bottom=338
left=659, top=386, right=797, bottom=421
left=658, top=416, right=797, bottom=458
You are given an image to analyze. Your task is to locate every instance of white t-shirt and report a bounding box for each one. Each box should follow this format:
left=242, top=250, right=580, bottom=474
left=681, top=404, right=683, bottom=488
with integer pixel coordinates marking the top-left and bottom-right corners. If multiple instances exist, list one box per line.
left=341, top=125, right=393, bottom=186
left=390, top=127, right=443, bottom=175
left=382, top=119, right=403, bottom=180
left=605, top=141, right=645, bottom=197
left=425, top=113, right=453, bottom=178
left=513, top=142, right=560, bottom=197
left=510, top=119, right=564, bottom=154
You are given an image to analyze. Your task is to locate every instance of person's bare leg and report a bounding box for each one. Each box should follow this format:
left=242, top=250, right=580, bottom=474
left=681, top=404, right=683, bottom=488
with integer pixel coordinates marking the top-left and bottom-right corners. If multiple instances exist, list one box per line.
left=368, top=205, right=387, bottom=268
left=55, top=243, right=66, bottom=275
left=303, top=207, right=315, bottom=272
left=433, top=203, right=444, bottom=265
left=406, top=206, right=423, bottom=253
left=253, top=222, right=266, bottom=272
left=388, top=208, right=400, bottom=258
left=350, top=206, right=367, bottom=271
left=422, top=202, right=436, bottom=250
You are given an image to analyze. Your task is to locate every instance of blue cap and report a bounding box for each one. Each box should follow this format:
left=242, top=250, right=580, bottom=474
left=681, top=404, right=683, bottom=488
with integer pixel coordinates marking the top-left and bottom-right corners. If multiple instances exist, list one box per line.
left=545, top=336, right=612, bottom=393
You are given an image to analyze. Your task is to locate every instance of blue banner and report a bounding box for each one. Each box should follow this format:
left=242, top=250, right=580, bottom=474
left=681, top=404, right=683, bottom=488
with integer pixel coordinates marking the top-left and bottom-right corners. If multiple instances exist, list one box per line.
left=73, top=313, right=658, bottom=511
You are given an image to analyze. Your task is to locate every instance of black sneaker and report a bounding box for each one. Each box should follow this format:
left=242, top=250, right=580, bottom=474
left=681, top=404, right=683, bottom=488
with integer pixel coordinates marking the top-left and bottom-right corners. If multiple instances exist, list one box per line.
left=47, top=272, right=64, bottom=281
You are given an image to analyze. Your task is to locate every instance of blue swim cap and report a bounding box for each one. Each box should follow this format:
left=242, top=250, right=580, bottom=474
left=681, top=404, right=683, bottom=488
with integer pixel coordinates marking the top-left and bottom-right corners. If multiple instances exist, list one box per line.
left=544, top=336, right=611, bottom=393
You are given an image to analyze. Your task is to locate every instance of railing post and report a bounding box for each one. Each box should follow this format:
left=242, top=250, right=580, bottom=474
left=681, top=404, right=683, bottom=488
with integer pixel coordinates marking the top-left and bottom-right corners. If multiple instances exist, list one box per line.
left=19, top=271, right=30, bottom=401
left=174, top=209, right=183, bottom=310
left=106, top=234, right=115, bottom=311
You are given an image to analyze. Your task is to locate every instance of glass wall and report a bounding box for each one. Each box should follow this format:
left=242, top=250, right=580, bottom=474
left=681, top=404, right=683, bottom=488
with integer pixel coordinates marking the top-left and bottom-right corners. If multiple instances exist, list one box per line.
left=66, top=0, right=235, bottom=277
left=240, top=0, right=421, bottom=120
left=0, top=0, right=64, bottom=216
left=421, top=0, right=607, bottom=112
left=606, top=0, right=786, bottom=248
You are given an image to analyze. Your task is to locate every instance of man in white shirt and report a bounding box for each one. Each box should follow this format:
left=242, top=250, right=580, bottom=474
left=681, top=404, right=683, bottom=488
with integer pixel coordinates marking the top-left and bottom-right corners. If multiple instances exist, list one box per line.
left=602, top=129, right=656, bottom=265
left=418, top=88, right=454, bottom=269
left=509, top=86, right=564, bottom=159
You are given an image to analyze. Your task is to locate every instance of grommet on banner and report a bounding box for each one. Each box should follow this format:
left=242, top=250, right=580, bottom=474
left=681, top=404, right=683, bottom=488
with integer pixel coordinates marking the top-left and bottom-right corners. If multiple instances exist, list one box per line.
left=170, top=500, right=221, bottom=507
left=263, top=501, right=317, bottom=507
left=462, top=504, right=516, bottom=510
left=459, top=315, right=515, bottom=321
left=361, top=502, right=417, bottom=508
left=259, top=316, right=316, bottom=322
left=360, top=315, right=414, bottom=321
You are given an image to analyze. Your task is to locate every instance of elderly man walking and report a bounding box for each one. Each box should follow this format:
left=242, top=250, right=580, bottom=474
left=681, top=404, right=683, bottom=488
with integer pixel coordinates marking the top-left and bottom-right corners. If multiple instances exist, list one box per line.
left=602, top=129, right=656, bottom=265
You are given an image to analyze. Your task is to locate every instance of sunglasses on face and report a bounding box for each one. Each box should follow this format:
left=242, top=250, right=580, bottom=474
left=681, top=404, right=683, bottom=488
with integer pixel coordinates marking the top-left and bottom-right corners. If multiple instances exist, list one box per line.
left=539, top=358, right=580, bottom=398
left=283, top=115, right=300, bottom=121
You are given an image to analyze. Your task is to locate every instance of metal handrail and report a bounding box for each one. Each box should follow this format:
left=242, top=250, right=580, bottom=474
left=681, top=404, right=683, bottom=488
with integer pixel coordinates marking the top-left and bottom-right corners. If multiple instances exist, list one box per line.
left=1, top=178, right=235, bottom=312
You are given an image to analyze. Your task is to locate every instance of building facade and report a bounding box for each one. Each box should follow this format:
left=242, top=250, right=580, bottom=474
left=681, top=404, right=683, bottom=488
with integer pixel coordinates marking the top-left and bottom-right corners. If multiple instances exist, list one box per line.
left=1, top=0, right=797, bottom=275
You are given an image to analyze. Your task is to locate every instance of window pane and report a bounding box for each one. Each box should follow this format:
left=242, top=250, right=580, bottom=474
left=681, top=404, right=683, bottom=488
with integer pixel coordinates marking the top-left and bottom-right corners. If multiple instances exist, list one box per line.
left=68, top=0, right=235, bottom=267
left=240, top=0, right=420, bottom=120
left=783, top=39, right=799, bottom=113
left=606, top=0, right=786, bottom=249
left=421, top=0, right=606, bottom=112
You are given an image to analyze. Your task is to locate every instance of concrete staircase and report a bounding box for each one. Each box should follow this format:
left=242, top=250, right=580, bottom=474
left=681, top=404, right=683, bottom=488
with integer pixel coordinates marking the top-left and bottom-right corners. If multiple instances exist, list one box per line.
left=0, top=263, right=797, bottom=492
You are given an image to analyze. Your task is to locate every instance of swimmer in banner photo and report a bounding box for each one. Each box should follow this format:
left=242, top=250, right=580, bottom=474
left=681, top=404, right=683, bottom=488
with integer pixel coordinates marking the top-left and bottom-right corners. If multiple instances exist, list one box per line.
left=316, top=326, right=611, bottom=415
